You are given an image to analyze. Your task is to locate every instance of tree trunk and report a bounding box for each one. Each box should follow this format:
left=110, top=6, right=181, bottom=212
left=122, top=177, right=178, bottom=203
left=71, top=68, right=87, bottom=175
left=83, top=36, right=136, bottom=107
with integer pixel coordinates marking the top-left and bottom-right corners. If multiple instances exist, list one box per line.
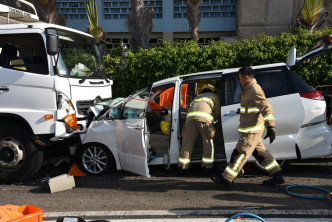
left=186, top=0, right=202, bottom=42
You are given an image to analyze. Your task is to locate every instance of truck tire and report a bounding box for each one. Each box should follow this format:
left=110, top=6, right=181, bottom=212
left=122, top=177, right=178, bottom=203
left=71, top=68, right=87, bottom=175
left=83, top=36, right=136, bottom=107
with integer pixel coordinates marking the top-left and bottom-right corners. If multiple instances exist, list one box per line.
left=76, top=143, right=115, bottom=176
left=0, top=125, right=43, bottom=183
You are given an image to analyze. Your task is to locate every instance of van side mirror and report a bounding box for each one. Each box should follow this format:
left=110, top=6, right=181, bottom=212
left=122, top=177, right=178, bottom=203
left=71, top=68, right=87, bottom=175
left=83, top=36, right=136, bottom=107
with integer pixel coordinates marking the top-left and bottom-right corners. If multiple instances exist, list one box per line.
left=46, top=34, right=59, bottom=56
left=286, top=46, right=296, bottom=67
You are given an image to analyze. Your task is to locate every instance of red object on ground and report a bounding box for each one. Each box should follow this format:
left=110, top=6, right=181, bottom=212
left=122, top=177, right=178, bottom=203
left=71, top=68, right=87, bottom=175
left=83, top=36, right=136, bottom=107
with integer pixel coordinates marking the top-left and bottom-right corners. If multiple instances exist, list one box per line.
left=0, top=204, right=43, bottom=222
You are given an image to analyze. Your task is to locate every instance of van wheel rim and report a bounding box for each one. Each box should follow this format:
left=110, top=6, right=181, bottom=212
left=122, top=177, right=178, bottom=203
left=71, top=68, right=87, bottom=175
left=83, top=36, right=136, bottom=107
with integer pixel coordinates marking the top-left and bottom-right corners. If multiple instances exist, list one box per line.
left=0, top=138, right=24, bottom=169
left=82, top=146, right=107, bottom=174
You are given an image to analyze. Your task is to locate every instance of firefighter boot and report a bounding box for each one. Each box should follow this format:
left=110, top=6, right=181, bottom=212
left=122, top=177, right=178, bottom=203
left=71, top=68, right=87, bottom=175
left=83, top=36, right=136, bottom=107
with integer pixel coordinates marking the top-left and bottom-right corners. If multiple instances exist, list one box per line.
left=210, top=174, right=231, bottom=188
left=262, top=170, right=285, bottom=186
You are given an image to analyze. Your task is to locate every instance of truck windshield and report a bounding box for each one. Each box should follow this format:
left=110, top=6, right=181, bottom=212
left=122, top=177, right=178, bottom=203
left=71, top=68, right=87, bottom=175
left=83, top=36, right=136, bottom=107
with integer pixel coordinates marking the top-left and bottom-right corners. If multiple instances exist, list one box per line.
left=56, top=29, right=106, bottom=79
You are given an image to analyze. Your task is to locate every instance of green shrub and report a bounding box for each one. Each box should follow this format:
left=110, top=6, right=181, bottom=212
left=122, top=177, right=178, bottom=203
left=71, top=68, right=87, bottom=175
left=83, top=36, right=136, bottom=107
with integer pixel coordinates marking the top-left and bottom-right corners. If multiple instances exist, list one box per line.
left=103, top=27, right=332, bottom=97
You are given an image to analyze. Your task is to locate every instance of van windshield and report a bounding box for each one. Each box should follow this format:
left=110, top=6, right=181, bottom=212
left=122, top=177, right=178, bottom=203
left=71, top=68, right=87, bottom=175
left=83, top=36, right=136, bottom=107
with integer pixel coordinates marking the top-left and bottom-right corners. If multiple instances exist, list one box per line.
left=55, top=29, right=106, bottom=79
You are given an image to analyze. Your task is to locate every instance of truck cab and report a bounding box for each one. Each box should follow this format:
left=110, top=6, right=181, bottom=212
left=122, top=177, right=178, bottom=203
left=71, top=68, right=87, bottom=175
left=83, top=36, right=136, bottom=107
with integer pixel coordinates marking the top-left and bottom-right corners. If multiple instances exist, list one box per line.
left=0, top=0, right=112, bottom=183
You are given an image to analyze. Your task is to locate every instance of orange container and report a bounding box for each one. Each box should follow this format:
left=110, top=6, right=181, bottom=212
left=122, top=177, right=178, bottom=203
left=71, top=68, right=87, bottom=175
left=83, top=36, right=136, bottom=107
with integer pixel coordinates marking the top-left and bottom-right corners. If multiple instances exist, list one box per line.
left=0, top=204, right=43, bottom=222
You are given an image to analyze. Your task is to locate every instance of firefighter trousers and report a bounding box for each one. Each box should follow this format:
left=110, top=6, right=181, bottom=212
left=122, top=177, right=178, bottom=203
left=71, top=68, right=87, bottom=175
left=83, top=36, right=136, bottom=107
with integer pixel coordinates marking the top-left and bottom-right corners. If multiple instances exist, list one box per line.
left=178, top=120, right=215, bottom=169
left=222, top=132, right=281, bottom=183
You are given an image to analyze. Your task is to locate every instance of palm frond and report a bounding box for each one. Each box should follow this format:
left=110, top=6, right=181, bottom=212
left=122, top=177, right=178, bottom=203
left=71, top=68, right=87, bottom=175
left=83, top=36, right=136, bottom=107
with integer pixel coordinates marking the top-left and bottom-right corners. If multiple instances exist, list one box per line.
left=124, top=0, right=154, bottom=52
left=186, top=0, right=202, bottom=41
left=32, top=0, right=66, bottom=25
left=295, top=0, right=328, bottom=32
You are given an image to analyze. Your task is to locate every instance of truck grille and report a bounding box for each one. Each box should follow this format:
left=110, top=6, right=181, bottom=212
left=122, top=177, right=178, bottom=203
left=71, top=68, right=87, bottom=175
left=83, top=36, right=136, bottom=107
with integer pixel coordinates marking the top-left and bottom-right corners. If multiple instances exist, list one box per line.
left=76, top=100, right=94, bottom=115
left=76, top=98, right=112, bottom=115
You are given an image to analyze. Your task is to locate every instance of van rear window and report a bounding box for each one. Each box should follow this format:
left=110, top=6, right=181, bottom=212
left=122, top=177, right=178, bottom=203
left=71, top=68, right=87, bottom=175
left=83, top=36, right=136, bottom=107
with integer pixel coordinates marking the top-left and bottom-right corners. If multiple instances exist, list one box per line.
left=289, top=70, right=314, bottom=93
left=254, top=68, right=297, bottom=98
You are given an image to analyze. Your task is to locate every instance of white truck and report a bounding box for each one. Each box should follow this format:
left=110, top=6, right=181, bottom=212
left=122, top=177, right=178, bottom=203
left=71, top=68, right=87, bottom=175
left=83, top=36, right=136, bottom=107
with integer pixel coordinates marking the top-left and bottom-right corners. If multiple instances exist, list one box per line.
left=0, top=0, right=113, bottom=183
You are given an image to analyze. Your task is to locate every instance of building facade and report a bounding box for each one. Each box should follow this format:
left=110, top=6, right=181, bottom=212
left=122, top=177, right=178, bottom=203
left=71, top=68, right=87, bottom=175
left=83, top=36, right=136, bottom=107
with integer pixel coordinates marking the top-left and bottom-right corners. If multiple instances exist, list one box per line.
left=56, top=0, right=237, bottom=48
left=56, top=0, right=331, bottom=48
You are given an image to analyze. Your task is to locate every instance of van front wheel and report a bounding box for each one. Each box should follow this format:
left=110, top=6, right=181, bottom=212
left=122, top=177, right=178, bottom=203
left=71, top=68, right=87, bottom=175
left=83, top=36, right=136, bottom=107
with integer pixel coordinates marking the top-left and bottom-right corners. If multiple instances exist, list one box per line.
left=76, top=143, right=115, bottom=175
left=0, top=125, right=43, bottom=183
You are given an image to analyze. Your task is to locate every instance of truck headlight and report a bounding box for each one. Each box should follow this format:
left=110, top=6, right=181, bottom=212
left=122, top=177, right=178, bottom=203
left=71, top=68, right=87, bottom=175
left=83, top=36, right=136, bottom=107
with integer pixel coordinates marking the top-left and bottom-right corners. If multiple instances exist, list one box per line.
left=57, top=92, right=75, bottom=111
left=57, top=92, right=78, bottom=131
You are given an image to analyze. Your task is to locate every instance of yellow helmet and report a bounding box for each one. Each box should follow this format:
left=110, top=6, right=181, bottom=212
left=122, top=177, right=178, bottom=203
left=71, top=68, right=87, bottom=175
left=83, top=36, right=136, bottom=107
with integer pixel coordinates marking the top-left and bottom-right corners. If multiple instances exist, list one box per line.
left=160, top=121, right=170, bottom=136
left=197, top=81, right=215, bottom=94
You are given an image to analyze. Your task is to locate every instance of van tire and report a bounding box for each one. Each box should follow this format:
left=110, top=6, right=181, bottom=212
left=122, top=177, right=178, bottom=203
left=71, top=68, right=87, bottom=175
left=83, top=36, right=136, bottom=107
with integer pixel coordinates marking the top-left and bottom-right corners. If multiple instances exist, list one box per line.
left=0, top=125, right=43, bottom=183
left=254, top=159, right=291, bottom=174
left=76, top=143, right=115, bottom=175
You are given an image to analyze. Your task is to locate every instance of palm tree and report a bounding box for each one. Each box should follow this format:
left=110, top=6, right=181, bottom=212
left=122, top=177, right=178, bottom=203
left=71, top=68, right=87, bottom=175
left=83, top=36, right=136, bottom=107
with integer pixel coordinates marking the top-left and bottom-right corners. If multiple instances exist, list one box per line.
left=291, top=0, right=328, bottom=32
left=186, top=0, right=202, bottom=42
left=31, top=0, right=66, bottom=25
left=83, top=0, right=106, bottom=54
left=124, top=0, right=154, bottom=52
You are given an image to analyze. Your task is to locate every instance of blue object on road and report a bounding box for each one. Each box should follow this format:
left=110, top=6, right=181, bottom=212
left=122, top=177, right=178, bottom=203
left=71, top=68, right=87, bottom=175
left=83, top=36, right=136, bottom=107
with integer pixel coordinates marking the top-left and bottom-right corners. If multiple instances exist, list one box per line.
left=285, top=185, right=331, bottom=199
left=225, top=213, right=266, bottom=222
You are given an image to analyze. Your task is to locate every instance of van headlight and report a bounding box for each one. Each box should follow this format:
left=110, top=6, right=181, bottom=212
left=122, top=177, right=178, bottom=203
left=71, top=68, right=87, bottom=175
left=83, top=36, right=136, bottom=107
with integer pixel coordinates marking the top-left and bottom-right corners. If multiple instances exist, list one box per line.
left=57, top=92, right=78, bottom=131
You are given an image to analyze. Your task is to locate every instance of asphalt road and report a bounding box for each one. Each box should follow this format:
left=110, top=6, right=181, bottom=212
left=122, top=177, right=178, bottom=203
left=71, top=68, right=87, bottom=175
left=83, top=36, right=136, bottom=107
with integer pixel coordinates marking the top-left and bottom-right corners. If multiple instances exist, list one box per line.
left=0, top=156, right=332, bottom=220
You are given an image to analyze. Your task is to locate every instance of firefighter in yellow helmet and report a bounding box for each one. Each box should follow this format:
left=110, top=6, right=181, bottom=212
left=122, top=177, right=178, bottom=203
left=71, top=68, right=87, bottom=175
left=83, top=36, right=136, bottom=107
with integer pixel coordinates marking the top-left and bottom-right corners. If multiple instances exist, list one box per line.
left=178, top=81, right=220, bottom=175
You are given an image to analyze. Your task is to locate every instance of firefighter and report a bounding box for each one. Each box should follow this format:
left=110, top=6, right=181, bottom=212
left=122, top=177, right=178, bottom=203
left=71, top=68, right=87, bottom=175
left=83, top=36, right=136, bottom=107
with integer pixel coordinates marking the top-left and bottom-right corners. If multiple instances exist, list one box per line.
left=178, top=81, right=220, bottom=174
left=211, top=66, right=284, bottom=187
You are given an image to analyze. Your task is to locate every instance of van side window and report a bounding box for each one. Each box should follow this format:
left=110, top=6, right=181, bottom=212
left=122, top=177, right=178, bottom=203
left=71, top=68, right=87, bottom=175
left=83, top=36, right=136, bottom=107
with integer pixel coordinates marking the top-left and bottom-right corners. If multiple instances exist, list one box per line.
left=222, top=67, right=297, bottom=106
left=224, top=76, right=241, bottom=105
left=0, top=34, right=48, bottom=74
left=255, top=68, right=296, bottom=98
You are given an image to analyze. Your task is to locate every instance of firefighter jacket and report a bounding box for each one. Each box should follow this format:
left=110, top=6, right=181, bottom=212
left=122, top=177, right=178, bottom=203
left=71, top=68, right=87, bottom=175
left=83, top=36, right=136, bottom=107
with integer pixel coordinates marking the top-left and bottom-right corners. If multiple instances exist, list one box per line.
left=238, top=78, right=275, bottom=134
left=186, top=92, right=220, bottom=124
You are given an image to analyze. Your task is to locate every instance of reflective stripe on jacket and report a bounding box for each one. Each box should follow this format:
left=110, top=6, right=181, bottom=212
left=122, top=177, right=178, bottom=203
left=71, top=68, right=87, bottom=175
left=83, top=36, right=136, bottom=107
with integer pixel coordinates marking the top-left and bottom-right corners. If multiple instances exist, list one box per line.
left=186, top=92, right=220, bottom=124
left=238, top=79, right=275, bottom=134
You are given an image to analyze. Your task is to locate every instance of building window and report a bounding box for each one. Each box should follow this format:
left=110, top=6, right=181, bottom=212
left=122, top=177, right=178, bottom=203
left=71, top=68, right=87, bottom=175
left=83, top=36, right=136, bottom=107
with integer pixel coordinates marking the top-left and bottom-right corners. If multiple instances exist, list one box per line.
left=105, top=38, right=158, bottom=49
left=103, top=0, right=162, bottom=19
left=56, top=0, right=87, bottom=19
left=174, top=37, right=219, bottom=45
left=173, top=0, right=236, bottom=19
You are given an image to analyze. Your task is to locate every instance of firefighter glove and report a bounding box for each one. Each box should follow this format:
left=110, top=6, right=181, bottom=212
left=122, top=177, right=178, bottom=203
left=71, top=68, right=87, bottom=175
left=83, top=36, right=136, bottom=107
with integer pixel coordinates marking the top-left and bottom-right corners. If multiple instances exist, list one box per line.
left=264, top=127, right=275, bottom=144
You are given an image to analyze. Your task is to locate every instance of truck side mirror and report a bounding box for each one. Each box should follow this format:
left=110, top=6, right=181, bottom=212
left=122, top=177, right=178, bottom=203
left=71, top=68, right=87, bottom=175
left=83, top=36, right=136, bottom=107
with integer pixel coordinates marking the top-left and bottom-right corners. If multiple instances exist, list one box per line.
left=46, top=34, right=59, bottom=56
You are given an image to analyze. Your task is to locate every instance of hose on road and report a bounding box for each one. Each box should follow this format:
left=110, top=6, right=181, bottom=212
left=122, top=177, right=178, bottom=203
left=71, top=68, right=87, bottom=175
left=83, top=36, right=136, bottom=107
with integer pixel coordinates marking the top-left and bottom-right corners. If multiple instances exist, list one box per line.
left=225, top=212, right=266, bottom=222
left=285, top=185, right=332, bottom=202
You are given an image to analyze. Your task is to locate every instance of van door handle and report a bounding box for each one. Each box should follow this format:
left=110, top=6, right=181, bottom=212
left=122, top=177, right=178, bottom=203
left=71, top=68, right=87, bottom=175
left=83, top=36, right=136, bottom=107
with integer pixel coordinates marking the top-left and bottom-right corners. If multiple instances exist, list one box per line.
left=134, top=125, right=143, bottom=129
left=0, top=87, right=9, bottom=92
left=223, top=110, right=238, bottom=116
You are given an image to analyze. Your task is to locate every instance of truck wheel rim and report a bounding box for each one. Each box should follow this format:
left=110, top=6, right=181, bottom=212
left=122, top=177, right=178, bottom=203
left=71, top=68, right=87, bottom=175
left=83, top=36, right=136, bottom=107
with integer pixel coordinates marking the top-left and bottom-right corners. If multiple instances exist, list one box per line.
left=0, top=138, right=24, bottom=169
left=82, top=146, right=107, bottom=174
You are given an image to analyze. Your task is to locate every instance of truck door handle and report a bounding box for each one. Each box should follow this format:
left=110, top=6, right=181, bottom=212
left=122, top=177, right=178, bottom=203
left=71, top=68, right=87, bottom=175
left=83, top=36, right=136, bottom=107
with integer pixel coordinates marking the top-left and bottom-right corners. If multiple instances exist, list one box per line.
left=0, top=87, right=9, bottom=92
left=134, top=125, right=143, bottom=129
left=89, top=81, right=104, bottom=85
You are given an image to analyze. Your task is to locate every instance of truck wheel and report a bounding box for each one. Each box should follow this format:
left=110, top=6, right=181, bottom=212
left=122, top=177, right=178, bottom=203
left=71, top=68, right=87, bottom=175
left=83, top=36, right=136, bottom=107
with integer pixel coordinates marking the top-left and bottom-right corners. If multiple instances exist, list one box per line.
left=77, top=143, right=115, bottom=175
left=254, top=159, right=291, bottom=174
left=0, top=125, right=43, bottom=183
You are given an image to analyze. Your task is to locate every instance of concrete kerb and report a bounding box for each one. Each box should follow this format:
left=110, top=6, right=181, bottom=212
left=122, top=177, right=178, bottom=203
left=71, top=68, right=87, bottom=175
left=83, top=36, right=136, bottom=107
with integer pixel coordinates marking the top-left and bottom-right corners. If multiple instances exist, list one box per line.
left=43, top=209, right=332, bottom=221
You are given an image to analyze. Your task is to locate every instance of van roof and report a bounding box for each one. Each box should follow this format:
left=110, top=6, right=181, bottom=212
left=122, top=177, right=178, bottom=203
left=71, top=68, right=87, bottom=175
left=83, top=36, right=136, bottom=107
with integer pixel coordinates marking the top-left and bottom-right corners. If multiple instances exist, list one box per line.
left=153, top=63, right=286, bottom=85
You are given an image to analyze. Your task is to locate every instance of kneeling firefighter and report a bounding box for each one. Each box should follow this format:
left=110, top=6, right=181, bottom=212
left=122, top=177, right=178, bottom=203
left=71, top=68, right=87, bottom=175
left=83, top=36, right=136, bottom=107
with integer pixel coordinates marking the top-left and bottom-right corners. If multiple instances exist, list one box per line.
left=178, top=81, right=220, bottom=174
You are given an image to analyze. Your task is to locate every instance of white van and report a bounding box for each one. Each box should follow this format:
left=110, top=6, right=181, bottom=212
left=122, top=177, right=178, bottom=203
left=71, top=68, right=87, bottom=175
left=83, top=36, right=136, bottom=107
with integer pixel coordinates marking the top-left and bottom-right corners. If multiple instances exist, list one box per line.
left=76, top=35, right=332, bottom=177
left=0, top=0, right=112, bottom=183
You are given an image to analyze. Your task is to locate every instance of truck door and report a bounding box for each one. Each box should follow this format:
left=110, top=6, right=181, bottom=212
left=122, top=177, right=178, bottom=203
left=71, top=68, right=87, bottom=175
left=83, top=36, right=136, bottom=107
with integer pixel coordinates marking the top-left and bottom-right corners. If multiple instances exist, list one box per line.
left=221, top=67, right=303, bottom=162
left=117, top=87, right=151, bottom=177
left=0, top=31, right=55, bottom=135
